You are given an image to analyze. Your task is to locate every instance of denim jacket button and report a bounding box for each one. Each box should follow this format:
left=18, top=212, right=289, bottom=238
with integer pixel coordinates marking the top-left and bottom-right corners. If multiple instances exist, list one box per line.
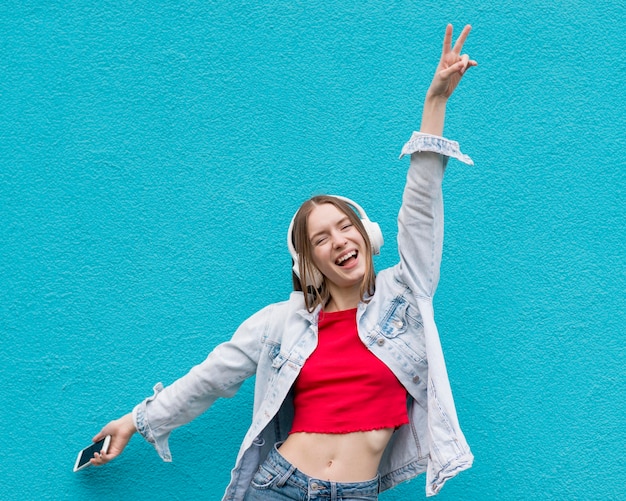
left=394, top=320, right=403, bottom=328
left=413, top=375, right=420, bottom=383
left=377, top=338, right=385, bottom=346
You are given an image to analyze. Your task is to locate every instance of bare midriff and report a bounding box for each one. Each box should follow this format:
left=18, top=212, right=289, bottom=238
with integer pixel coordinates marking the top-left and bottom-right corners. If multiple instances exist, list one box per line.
left=277, top=428, right=394, bottom=482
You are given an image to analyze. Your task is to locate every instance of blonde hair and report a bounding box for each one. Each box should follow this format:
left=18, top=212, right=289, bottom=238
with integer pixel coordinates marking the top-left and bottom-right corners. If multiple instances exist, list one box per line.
left=290, top=195, right=376, bottom=312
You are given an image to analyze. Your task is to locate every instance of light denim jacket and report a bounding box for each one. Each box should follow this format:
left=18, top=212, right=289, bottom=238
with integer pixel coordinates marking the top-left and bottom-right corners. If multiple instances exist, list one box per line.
left=133, top=133, right=474, bottom=498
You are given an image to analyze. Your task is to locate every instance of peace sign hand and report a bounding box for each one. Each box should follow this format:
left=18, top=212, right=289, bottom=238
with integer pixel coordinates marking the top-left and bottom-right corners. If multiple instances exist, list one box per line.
left=427, top=24, right=477, bottom=101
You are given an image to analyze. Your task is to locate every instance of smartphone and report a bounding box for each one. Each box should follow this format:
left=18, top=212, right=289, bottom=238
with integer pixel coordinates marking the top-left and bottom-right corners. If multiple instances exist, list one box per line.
left=73, top=436, right=111, bottom=472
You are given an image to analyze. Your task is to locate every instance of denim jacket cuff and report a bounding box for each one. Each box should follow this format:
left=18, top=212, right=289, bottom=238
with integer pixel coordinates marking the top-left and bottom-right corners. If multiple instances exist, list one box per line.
left=399, top=132, right=474, bottom=165
left=132, top=382, right=173, bottom=462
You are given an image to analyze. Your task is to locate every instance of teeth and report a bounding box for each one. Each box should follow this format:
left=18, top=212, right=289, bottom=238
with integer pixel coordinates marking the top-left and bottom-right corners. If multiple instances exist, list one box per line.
left=336, top=250, right=357, bottom=264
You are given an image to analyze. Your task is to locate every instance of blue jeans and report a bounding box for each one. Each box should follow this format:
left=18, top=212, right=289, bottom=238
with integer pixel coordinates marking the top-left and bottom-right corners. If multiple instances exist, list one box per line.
left=243, top=444, right=380, bottom=500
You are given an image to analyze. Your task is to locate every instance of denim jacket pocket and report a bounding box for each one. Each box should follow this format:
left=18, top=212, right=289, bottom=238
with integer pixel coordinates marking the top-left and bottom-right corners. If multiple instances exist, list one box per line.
left=267, top=343, right=289, bottom=370
left=382, top=296, right=424, bottom=336
left=381, top=298, right=423, bottom=333
left=379, top=298, right=428, bottom=370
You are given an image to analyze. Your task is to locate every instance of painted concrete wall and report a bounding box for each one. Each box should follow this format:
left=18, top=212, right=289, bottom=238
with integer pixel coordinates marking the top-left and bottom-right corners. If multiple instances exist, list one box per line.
left=1, top=1, right=624, bottom=499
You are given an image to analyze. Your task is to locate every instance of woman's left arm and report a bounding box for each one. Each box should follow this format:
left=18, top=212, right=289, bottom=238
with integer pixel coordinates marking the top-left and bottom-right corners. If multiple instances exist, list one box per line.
left=397, top=24, right=476, bottom=298
left=421, top=24, right=477, bottom=135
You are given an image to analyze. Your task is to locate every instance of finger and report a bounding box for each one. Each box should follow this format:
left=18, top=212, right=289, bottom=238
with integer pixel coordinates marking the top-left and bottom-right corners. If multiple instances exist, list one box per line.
left=452, top=24, right=472, bottom=54
left=442, top=23, right=453, bottom=56
left=438, top=59, right=469, bottom=79
left=460, top=54, right=470, bottom=73
left=92, top=426, right=108, bottom=443
left=459, top=55, right=478, bottom=70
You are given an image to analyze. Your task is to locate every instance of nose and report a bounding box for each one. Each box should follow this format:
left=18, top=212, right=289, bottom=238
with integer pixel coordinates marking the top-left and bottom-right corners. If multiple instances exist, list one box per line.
left=331, top=231, right=348, bottom=248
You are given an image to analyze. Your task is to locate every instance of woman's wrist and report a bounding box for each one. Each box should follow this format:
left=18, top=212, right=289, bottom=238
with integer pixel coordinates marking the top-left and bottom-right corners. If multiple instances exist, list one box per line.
left=121, top=412, right=138, bottom=435
left=420, top=94, right=448, bottom=136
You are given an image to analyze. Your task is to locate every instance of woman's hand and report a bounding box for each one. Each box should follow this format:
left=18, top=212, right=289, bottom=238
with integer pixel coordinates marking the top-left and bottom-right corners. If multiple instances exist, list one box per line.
left=427, top=24, right=477, bottom=101
left=89, top=413, right=137, bottom=466
left=421, top=24, right=477, bottom=136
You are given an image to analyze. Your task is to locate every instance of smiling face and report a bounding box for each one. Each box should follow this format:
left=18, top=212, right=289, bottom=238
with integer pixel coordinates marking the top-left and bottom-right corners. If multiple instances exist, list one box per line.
left=290, top=195, right=377, bottom=312
left=306, top=202, right=368, bottom=296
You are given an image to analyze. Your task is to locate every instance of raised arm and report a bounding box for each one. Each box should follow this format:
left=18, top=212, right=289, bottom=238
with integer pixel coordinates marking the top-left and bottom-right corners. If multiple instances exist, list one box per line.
left=397, top=24, right=476, bottom=298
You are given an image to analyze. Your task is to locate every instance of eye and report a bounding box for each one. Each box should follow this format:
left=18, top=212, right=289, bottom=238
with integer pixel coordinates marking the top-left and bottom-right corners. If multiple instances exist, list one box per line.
left=313, top=236, right=328, bottom=246
left=341, top=223, right=353, bottom=231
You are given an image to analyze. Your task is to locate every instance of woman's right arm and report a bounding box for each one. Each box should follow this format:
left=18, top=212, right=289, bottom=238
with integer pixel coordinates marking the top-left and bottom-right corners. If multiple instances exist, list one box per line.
left=89, top=303, right=273, bottom=466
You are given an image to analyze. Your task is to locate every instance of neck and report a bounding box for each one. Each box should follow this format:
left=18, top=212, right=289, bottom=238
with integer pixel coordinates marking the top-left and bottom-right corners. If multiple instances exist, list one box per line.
left=325, top=285, right=361, bottom=312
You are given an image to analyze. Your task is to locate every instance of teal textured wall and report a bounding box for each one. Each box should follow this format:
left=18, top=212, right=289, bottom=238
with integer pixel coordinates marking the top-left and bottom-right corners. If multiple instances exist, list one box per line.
left=1, top=1, right=624, bottom=499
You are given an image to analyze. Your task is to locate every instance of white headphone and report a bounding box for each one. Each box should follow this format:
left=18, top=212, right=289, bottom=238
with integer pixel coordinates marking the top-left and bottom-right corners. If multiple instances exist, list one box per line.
left=287, top=195, right=384, bottom=288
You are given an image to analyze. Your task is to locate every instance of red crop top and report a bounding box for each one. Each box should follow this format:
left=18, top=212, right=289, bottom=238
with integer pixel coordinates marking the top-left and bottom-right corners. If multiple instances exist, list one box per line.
left=290, top=308, right=409, bottom=434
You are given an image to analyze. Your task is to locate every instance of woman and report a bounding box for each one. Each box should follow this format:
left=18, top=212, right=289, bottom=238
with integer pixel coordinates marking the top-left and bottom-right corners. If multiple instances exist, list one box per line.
left=91, top=23, right=477, bottom=500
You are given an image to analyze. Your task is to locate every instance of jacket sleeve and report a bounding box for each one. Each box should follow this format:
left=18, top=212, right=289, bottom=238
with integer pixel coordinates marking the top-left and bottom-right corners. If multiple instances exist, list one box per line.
left=397, top=132, right=473, bottom=299
left=132, top=304, right=273, bottom=461
left=399, top=133, right=475, bottom=495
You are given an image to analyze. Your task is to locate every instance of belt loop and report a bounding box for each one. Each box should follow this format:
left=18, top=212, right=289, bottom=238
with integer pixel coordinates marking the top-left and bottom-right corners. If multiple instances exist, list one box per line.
left=275, top=463, right=296, bottom=487
left=331, top=481, right=338, bottom=500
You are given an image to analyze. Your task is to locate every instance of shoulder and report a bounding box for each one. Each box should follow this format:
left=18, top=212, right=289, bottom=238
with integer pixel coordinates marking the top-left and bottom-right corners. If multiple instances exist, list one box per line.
left=369, top=266, right=424, bottom=312
left=267, top=291, right=308, bottom=318
left=374, top=265, right=408, bottom=294
left=241, top=292, right=311, bottom=336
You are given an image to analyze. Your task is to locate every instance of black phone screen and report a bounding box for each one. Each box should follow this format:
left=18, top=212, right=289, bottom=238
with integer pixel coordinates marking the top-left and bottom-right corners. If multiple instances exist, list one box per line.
left=76, top=438, right=107, bottom=470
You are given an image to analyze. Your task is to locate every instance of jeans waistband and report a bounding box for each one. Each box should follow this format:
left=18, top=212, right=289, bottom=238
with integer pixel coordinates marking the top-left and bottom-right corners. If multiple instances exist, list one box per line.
left=265, top=444, right=380, bottom=496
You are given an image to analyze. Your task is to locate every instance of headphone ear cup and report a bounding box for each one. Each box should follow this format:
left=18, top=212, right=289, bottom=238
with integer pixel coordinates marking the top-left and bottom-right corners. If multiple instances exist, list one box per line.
left=362, top=220, right=384, bottom=255
left=292, top=254, right=301, bottom=279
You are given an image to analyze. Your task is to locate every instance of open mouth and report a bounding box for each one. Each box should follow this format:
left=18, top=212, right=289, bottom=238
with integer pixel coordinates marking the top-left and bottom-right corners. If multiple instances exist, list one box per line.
left=335, top=250, right=358, bottom=267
